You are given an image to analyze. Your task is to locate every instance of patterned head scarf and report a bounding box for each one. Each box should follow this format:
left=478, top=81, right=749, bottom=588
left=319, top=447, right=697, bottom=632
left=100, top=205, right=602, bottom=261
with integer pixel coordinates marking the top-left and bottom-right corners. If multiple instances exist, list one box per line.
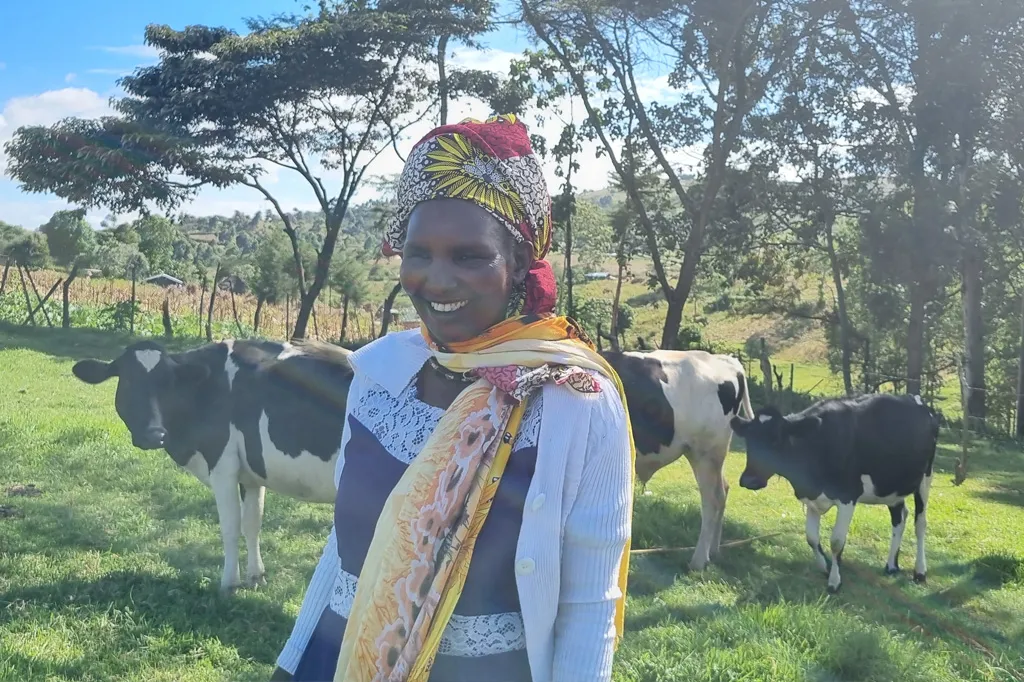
left=383, top=113, right=557, bottom=316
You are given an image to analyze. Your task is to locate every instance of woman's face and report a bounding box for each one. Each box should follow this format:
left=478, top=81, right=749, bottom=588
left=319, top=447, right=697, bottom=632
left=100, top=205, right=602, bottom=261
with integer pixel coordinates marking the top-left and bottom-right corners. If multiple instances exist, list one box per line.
left=400, top=198, right=531, bottom=345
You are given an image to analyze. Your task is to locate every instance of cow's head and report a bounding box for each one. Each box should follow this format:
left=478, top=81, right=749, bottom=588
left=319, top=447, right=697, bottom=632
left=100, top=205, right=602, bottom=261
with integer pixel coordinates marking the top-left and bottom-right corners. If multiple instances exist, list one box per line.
left=729, top=406, right=821, bottom=490
left=72, top=341, right=210, bottom=450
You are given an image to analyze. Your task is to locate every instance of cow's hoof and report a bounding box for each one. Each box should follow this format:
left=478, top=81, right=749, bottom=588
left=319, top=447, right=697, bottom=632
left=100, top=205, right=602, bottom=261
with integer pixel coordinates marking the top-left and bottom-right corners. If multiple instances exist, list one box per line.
left=688, top=558, right=709, bottom=572
left=884, top=564, right=900, bottom=576
left=247, top=574, right=268, bottom=589
left=826, top=582, right=842, bottom=595
left=913, top=572, right=927, bottom=584
left=219, top=584, right=240, bottom=597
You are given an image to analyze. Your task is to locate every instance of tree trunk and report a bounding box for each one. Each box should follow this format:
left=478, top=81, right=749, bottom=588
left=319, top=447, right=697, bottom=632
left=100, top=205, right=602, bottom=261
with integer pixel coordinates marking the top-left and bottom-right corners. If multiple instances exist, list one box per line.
left=906, top=284, right=927, bottom=396
left=340, top=294, right=350, bottom=343
left=1015, top=288, right=1024, bottom=439
left=230, top=286, right=244, bottom=337
left=437, top=33, right=450, bottom=126
left=206, top=263, right=222, bottom=342
left=292, top=213, right=347, bottom=340
left=162, top=297, right=173, bottom=338
left=253, top=297, right=265, bottom=335
left=378, top=282, right=402, bottom=338
left=825, top=221, right=854, bottom=395
left=62, top=261, right=80, bottom=329
left=661, top=294, right=684, bottom=350
left=962, top=244, right=986, bottom=427
left=198, top=277, right=207, bottom=338
left=609, top=259, right=625, bottom=352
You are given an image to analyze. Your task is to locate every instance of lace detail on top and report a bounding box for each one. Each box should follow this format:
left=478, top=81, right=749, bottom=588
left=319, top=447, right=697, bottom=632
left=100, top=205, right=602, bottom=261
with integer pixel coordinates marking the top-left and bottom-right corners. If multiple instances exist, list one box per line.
left=351, top=382, right=445, bottom=464
left=351, top=369, right=544, bottom=464
left=329, top=566, right=526, bottom=657
left=437, top=612, right=527, bottom=657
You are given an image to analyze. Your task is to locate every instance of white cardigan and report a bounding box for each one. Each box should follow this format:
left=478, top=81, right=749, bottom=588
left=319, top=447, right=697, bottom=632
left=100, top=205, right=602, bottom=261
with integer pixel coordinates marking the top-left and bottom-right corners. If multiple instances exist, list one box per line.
left=276, top=329, right=633, bottom=682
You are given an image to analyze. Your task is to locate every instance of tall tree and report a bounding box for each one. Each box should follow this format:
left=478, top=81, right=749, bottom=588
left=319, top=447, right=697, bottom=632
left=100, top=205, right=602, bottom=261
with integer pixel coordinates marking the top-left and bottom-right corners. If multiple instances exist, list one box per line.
left=38, top=209, right=96, bottom=269
left=5, top=1, right=499, bottom=340
left=517, top=0, right=825, bottom=348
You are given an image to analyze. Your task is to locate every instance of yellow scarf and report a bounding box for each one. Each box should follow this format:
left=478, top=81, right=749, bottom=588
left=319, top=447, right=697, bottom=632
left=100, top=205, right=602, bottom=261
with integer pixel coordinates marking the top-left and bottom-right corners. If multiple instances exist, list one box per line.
left=332, top=315, right=636, bottom=682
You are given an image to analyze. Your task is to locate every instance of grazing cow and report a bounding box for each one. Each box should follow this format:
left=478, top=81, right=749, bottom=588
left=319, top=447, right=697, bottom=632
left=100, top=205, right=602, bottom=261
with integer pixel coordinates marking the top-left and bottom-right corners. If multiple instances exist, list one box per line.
left=71, top=338, right=354, bottom=593
left=729, top=393, right=940, bottom=592
left=601, top=349, right=754, bottom=571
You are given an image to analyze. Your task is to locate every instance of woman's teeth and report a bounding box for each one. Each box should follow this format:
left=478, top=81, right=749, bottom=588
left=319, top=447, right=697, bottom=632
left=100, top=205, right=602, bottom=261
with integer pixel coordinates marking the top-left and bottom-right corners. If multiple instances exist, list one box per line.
left=430, top=300, right=468, bottom=313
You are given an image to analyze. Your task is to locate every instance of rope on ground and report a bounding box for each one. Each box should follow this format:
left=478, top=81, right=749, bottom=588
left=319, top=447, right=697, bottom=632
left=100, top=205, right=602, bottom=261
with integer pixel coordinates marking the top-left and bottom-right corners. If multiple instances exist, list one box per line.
left=629, top=531, right=789, bottom=555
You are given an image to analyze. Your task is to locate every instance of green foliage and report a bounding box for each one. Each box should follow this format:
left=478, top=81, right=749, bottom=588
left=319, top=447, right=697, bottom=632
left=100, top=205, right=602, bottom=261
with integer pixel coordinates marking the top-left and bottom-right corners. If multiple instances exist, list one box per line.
left=38, top=209, right=96, bottom=268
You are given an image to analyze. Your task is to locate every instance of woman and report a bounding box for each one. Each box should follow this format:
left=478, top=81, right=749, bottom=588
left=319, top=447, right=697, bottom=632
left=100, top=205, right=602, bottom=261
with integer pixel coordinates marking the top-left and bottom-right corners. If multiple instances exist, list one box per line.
left=271, top=114, right=635, bottom=682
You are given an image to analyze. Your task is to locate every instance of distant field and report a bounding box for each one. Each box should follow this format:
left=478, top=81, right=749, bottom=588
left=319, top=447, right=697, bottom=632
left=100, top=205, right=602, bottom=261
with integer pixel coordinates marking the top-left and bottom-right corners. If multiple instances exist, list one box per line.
left=1, top=325, right=1023, bottom=681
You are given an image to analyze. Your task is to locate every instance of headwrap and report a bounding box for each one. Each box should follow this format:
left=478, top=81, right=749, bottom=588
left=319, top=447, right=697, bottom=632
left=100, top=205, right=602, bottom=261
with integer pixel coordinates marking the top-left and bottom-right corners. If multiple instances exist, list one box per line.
left=382, top=113, right=557, bottom=315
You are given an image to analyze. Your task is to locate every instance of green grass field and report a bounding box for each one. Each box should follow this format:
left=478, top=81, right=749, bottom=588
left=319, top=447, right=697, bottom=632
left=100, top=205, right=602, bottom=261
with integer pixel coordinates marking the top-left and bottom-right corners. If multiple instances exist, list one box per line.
left=1, top=324, right=1023, bottom=681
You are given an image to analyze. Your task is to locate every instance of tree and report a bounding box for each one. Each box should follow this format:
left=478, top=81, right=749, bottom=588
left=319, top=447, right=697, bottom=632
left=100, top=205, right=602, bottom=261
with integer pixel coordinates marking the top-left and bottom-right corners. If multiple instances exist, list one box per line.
left=249, top=229, right=292, bottom=335
left=330, top=242, right=370, bottom=342
left=38, top=209, right=96, bottom=268
left=517, top=0, right=826, bottom=348
left=134, top=214, right=181, bottom=275
left=4, top=1, right=500, bottom=340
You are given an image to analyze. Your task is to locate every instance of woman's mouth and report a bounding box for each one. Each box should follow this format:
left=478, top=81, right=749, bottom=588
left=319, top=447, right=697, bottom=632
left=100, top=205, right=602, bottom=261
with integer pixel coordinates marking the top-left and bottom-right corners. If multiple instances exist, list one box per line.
left=429, top=300, right=468, bottom=313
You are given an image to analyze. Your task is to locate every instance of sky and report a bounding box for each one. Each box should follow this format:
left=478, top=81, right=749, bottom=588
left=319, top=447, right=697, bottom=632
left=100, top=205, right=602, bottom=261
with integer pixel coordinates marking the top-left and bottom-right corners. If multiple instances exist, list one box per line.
left=0, top=0, right=686, bottom=230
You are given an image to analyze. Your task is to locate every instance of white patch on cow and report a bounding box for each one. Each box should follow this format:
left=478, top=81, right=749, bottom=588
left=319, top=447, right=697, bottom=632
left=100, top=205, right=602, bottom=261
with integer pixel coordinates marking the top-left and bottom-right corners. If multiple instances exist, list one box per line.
left=241, top=411, right=337, bottom=503
left=858, top=474, right=904, bottom=506
left=804, top=505, right=829, bottom=574
left=135, top=349, right=162, bottom=372
left=276, top=343, right=304, bottom=361
left=828, top=502, right=856, bottom=591
left=758, top=413, right=773, bottom=423
left=915, top=473, right=932, bottom=578
left=887, top=503, right=908, bottom=572
left=913, top=394, right=924, bottom=406
left=223, top=340, right=240, bottom=390
left=182, top=452, right=212, bottom=487
left=799, top=494, right=835, bottom=516
left=209, top=425, right=244, bottom=592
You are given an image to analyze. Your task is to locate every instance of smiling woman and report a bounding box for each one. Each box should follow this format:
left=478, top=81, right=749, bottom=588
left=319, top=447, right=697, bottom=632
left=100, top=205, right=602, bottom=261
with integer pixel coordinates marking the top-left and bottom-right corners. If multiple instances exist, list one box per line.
left=270, top=114, right=637, bottom=682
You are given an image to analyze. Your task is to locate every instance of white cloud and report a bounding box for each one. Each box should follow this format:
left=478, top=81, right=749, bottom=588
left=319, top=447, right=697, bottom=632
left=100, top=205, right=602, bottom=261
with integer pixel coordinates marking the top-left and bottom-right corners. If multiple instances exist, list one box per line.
left=86, top=68, right=134, bottom=77
left=93, top=44, right=161, bottom=61
left=64, top=73, right=76, bottom=83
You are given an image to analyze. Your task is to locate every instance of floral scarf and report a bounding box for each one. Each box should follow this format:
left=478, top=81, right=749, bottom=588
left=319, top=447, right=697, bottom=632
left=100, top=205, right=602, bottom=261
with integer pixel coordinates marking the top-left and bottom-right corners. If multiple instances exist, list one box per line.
left=332, top=314, right=636, bottom=682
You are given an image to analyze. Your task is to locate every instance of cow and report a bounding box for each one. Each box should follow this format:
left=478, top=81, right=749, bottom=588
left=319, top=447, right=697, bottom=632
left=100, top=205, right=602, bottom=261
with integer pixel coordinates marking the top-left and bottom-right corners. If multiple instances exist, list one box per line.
left=601, top=349, right=754, bottom=571
left=71, top=338, right=354, bottom=594
left=728, top=392, right=940, bottom=593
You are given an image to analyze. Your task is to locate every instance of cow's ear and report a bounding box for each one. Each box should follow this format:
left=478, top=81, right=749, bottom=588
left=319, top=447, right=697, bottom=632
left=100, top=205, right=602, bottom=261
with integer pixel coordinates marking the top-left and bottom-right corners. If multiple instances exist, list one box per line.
left=73, top=359, right=117, bottom=384
left=785, top=415, right=821, bottom=438
left=175, top=362, right=210, bottom=386
left=730, top=415, right=753, bottom=436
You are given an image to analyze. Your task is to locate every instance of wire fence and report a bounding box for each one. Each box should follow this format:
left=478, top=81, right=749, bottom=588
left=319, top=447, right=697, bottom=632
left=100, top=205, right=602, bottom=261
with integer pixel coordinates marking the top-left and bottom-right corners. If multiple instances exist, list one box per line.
left=0, top=267, right=412, bottom=343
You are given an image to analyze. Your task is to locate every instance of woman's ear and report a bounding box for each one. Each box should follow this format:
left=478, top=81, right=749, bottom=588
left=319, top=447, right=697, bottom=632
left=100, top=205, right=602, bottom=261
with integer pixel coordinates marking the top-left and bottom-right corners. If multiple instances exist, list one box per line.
left=512, top=241, right=534, bottom=284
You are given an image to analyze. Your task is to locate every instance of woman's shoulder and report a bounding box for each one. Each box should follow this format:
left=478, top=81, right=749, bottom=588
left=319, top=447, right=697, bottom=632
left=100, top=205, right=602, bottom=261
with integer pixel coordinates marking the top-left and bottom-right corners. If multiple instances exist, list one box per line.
left=347, top=330, right=429, bottom=387
left=541, top=366, right=628, bottom=426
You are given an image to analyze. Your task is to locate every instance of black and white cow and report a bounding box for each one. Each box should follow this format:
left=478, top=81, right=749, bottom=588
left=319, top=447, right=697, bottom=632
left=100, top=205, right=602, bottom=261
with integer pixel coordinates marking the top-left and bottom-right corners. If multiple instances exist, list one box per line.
left=729, top=392, right=940, bottom=593
left=601, top=349, right=754, bottom=571
left=71, top=338, right=354, bottom=593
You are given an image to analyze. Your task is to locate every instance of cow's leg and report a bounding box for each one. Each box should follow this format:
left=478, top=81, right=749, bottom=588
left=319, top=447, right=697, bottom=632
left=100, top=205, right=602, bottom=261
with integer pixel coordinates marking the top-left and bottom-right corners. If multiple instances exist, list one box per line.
left=827, top=503, right=856, bottom=593
left=240, top=482, right=267, bottom=588
left=209, top=457, right=243, bottom=594
left=885, top=500, right=908, bottom=575
left=710, top=473, right=730, bottom=556
left=805, top=505, right=829, bottom=574
left=688, top=452, right=727, bottom=571
left=914, top=474, right=932, bottom=583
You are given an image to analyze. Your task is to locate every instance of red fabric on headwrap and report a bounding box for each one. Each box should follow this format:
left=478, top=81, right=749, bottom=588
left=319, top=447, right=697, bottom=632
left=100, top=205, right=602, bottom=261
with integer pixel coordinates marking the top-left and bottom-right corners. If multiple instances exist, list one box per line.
left=383, top=114, right=557, bottom=315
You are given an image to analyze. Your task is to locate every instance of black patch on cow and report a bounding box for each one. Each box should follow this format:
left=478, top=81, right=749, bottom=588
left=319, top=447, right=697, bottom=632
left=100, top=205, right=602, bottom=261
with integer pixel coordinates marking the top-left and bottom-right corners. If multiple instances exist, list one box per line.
left=600, top=351, right=675, bottom=456
left=717, top=379, right=739, bottom=416
left=229, top=339, right=354, bottom=479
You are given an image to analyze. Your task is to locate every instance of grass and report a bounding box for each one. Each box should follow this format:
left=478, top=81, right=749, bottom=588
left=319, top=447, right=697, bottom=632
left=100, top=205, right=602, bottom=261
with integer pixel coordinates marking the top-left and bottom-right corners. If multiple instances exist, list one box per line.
left=2, top=324, right=1023, bottom=681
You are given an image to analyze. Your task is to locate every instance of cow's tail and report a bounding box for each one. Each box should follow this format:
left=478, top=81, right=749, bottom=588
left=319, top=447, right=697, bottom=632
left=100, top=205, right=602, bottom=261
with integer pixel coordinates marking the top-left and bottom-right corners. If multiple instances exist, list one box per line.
left=737, top=370, right=754, bottom=419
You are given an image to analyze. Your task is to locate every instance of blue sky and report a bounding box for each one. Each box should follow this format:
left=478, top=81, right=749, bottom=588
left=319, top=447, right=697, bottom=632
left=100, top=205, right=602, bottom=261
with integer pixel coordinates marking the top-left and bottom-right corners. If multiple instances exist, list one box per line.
left=0, top=0, right=669, bottom=229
